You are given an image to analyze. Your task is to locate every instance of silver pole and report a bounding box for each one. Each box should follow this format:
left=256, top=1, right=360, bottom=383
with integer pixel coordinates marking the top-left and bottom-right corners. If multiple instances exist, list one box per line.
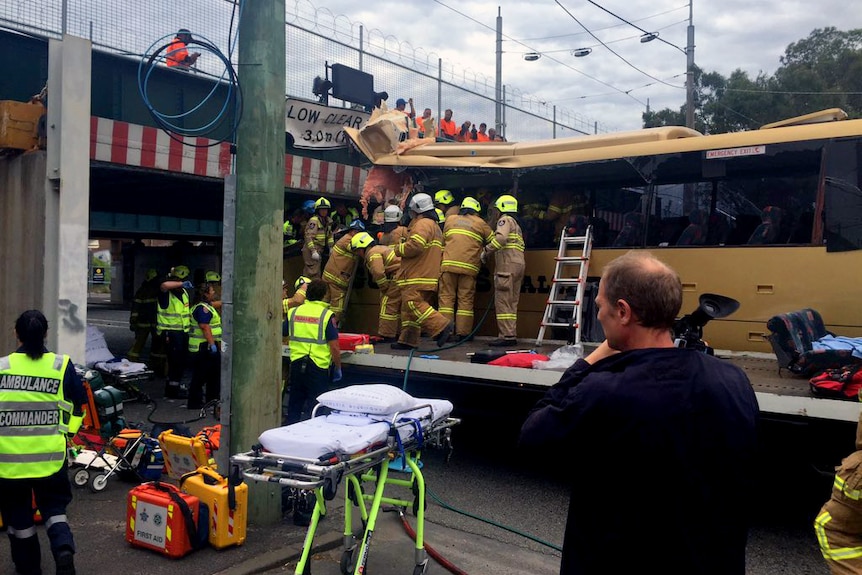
left=685, top=1, right=695, bottom=129
left=495, top=7, right=502, bottom=134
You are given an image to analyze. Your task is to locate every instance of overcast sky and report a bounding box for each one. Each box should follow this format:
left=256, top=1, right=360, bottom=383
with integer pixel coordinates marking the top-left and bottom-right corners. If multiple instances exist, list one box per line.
left=305, top=0, right=862, bottom=132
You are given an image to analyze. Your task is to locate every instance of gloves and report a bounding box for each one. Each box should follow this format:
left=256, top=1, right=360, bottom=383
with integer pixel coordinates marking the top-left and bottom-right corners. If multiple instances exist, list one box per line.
left=332, top=366, right=343, bottom=382
left=208, top=343, right=218, bottom=354
left=311, top=251, right=321, bottom=261
left=182, top=280, right=194, bottom=289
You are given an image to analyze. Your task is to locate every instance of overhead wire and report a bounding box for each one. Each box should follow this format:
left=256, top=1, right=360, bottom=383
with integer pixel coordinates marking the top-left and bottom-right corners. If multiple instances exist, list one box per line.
left=516, top=4, right=686, bottom=42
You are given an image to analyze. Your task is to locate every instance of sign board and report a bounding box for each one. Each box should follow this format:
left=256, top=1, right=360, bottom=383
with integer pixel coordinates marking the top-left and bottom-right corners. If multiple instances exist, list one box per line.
left=91, top=267, right=105, bottom=284
left=705, top=145, right=766, bottom=160
left=285, top=98, right=370, bottom=150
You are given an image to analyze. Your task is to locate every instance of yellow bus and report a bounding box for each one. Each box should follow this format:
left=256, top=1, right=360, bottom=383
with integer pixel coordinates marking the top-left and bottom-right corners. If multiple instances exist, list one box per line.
left=326, top=108, right=862, bottom=352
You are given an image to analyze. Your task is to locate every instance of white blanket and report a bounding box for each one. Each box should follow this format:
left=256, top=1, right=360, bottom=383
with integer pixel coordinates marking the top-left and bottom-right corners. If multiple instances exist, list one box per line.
left=258, top=398, right=453, bottom=460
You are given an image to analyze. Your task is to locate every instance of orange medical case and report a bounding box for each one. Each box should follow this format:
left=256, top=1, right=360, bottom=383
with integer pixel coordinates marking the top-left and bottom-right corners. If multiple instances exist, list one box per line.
left=180, top=466, right=247, bottom=549
left=158, top=428, right=216, bottom=480
left=126, top=481, right=202, bottom=558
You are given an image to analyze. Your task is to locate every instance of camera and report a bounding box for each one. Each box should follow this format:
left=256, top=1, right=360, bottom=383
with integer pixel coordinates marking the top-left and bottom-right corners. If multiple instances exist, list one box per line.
left=672, top=293, right=740, bottom=355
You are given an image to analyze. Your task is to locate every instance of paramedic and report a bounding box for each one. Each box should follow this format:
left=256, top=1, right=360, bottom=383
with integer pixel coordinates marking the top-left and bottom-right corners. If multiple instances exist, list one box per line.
left=205, top=270, right=222, bottom=300
left=355, top=232, right=402, bottom=343
left=0, top=309, right=85, bottom=575
left=439, top=197, right=494, bottom=342
left=187, top=282, right=222, bottom=410
left=483, top=194, right=525, bottom=347
left=519, top=251, right=759, bottom=575
left=302, top=197, right=334, bottom=279
left=391, top=193, right=453, bottom=350
left=815, top=409, right=862, bottom=574
left=157, top=265, right=193, bottom=398
left=127, top=268, right=160, bottom=365
left=283, top=279, right=342, bottom=424
left=322, top=219, right=366, bottom=323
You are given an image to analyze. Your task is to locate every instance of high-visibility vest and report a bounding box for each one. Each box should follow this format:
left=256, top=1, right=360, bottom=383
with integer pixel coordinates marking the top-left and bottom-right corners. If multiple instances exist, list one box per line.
left=156, top=290, right=190, bottom=334
left=188, top=303, right=222, bottom=352
left=166, top=39, right=189, bottom=67
left=287, top=300, right=334, bottom=369
left=0, top=352, right=78, bottom=479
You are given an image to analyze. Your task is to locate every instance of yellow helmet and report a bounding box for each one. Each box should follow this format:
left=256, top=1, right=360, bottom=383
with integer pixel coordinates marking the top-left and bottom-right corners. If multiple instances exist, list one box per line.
left=460, top=197, right=481, bottom=213
left=495, top=194, right=518, bottom=214
left=205, top=271, right=221, bottom=282
left=294, top=276, right=311, bottom=290
left=145, top=269, right=158, bottom=281
left=350, top=231, right=375, bottom=251
left=435, top=208, right=446, bottom=223
left=171, top=265, right=190, bottom=280
left=314, top=197, right=331, bottom=211
left=434, top=189, right=454, bottom=206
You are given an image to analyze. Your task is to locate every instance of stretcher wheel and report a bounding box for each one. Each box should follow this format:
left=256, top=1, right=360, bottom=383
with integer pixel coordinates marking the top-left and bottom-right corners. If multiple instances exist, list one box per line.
left=340, top=545, right=359, bottom=575
left=412, top=562, right=429, bottom=575
left=323, top=477, right=338, bottom=500
left=412, top=496, right=427, bottom=517
left=88, top=472, right=109, bottom=493
left=72, top=468, right=90, bottom=487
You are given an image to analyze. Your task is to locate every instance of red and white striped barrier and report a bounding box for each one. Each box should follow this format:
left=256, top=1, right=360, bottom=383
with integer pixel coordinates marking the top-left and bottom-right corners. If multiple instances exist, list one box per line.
left=89, top=117, right=365, bottom=196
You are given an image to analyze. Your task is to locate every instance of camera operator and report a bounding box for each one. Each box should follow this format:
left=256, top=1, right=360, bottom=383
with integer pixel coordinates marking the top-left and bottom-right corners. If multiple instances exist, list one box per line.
left=519, top=250, right=759, bottom=575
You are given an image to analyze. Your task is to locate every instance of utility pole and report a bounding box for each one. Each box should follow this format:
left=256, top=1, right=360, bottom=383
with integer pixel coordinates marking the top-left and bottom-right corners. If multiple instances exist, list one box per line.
left=231, top=0, right=286, bottom=525
left=685, top=0, right=695, bottom=129
left=495, top=6, right=502, bottom=135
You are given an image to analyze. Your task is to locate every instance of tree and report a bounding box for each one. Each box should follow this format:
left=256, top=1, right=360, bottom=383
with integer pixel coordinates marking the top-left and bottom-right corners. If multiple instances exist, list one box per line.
left=642, top=27, right=862, bottom=132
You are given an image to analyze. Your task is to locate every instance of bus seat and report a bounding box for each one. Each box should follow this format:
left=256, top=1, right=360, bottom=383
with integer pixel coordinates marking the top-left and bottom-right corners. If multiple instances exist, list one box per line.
left=676, top=209, right=707, bottom=246
left=747, top=206, right=783, bottom=245
left=612, top=212, right=644, bottom=247
left=765, top=308, right=861, bottom=376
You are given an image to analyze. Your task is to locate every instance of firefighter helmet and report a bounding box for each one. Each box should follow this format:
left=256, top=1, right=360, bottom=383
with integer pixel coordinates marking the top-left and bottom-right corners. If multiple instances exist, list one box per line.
left=145, top=269, right=158, bottom=281
left=294, top=276, right=311, bottom=290
left=350, top=232, right=375, bottom=251
left=348, top=219, right=366, bottom=232
left=303, top=200, right=316, bottom=214
left=171, top=265, right=190, bottom=280
left=460, top=197, right=481, bottom=213
left=383, top=205, right=403, bottom=223
left=205, top=271, right=221, bottom=283
left=408, top=193, right=434, bottom=214
left=434, top=189, right=454, bottom=206
left=314, top=197, right=331, bottom=211
left=495, top=194, right=518, bottom=214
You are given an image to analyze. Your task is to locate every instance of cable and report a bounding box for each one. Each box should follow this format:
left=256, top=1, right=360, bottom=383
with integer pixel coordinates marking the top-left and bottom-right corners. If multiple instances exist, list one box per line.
left=145, top=398, right=220, bottom=427
left=396, top=507, right=470, bottom=575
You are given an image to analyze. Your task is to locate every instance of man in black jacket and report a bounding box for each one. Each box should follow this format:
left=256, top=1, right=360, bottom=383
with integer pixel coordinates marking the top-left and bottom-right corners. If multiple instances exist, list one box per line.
left=519, top=251, right=759, bottom=575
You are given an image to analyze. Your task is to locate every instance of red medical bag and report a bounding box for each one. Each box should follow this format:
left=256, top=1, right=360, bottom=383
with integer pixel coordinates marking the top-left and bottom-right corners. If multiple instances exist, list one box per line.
left=126, top=481, right=203, bottom=558
left=338, top=333, right=370, bottom=352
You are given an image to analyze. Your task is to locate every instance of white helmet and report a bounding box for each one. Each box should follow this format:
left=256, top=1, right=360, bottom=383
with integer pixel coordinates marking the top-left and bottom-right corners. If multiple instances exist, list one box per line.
left=383, top=205, right=403, bottom=223
left=408, top=193, right=434, bottom=214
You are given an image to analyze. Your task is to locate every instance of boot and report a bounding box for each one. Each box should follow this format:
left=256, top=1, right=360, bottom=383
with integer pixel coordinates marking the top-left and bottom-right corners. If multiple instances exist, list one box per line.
left=10, top=534, right=41, bottom=575
left=54, top=550, right=75, bottom=575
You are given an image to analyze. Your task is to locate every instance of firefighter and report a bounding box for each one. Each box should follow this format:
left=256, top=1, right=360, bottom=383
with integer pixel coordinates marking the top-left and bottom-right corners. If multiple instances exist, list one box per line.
left=157, top=265, right=193, bottom=398
left=379, top=204, right=409, bottom=246
left=331, top=201, right=360, bottom=233
left=0, top=310, right=85, bottom=575
left=322, top=219, right=366, bottom=323
left=483, top=194, right=525, bottom=347
left=391, top=193, right=453, bottom=350
left=302, top=197, right=334, bottom=279
left=435, top=208, right=447, bottom=231
left=434, top=189, right=460, bottom=220
left=284, top=276, right=311, bottom=312
left=127, top=268, right=160, bottom=365
left=439, top=197, right=494, bottom=342
left=283, top=219, right=298, bottom=248
left=354, top=232, right=402, bottom=343
left=815, top=410, right=862, bottom=574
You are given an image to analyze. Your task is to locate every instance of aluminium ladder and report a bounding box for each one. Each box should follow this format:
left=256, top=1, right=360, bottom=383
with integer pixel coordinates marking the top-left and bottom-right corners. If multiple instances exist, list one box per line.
left=536, top=225, right=592, bottom=346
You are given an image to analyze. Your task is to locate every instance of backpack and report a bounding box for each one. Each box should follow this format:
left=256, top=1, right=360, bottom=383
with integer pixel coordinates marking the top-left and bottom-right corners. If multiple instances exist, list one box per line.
left=809, top=364, right=862, bottom=400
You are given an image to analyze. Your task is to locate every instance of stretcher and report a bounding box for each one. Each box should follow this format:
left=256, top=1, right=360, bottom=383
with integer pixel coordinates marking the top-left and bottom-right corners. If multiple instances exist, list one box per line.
left=231, top=390, right=458, bottom=575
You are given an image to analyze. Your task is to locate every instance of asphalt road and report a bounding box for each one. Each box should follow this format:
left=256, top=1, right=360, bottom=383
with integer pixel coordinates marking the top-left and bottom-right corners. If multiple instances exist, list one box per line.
left=86, top=300, right=834, bottom=575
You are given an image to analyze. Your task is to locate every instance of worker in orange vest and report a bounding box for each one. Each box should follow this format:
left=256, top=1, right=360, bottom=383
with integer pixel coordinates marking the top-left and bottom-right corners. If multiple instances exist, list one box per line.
left=166, top=29, right=200, bottom=70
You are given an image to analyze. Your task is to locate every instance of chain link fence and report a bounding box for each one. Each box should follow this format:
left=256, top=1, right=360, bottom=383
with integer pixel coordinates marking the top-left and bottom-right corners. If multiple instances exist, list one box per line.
left=1, top=0, right=612, bottom=140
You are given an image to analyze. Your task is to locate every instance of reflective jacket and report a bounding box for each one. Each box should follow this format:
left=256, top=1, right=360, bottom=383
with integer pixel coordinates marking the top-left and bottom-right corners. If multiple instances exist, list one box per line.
left=442, top=213, right=494, bottom=276
left=439, top=118, right=458, bottom=140
left=130, top=280, right=159, bottom=330
left=188, top=302, right=222, bottom=352
left=323, top=232, right=358, bottom=289
left=156, top=289, right=190, bottom=334
left=379, top=226, right=409, bottom=247
left=395, top=215, right=443, bottom=291
left=287, top=300, right=334, bottom=369
left=486, top=214, right=525, bottom=269
left=364, top=245, right=401, bottom=288
left=0, top=352, right=79, bottom=479
left=166, top=38, right=189, bottom=67
left=304, top=215, right=333, bottom=254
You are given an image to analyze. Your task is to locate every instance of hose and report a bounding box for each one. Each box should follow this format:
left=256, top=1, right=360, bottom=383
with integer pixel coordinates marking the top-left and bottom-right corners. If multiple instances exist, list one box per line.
left=395, top=507, right=469, bottom=575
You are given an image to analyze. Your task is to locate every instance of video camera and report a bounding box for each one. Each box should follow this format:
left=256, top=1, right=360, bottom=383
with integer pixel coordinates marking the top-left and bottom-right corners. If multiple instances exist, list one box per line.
left=672, top=293, right=740, bottom=355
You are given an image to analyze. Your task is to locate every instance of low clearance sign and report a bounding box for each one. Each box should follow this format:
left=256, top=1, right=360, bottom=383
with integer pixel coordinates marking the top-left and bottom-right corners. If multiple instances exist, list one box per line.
left=285, top=98, right=370, bottom=150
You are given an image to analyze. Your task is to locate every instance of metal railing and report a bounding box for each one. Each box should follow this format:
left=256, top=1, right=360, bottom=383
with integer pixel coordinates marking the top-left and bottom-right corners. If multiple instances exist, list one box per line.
left=0, top=0, right=612, bottom=139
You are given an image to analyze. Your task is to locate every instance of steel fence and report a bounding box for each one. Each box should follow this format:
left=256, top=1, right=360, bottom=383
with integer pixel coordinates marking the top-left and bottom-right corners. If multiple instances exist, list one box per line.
left=0, top=0, right=612, bottom=140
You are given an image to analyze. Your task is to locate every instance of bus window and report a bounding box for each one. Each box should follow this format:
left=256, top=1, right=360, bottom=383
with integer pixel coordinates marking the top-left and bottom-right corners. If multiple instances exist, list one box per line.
left=823, top=139, right=862, bottom=252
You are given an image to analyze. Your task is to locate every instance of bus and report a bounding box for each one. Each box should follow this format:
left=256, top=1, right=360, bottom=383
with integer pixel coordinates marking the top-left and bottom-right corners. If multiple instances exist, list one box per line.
left=329, top=108, right=862, bottom=353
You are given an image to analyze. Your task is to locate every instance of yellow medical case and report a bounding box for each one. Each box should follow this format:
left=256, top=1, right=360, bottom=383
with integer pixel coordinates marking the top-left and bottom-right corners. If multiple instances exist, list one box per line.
left=158, top=429, right=216, bottom=480
left=0, top=100, right=43, bottom=151
left=179, top=466, right=247, bottom=549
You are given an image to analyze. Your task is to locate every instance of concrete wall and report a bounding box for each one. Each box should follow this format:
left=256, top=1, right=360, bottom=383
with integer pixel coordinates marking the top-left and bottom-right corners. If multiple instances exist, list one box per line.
left=0, top=152, right=49, bottom=352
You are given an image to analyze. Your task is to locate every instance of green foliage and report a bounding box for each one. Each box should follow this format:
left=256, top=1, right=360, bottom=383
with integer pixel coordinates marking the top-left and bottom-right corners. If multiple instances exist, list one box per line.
left=642, top=27, right=862, bottom=133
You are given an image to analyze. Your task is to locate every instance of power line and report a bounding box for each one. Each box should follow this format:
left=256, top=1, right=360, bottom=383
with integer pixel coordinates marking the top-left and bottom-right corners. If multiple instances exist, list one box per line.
left=554, top=0, right=682, bottom=90
left=584, top=0, right=687, bottom=54
left=516, top=5, right=686, bottom=42
left=537, top=20, right=688, bottom=55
